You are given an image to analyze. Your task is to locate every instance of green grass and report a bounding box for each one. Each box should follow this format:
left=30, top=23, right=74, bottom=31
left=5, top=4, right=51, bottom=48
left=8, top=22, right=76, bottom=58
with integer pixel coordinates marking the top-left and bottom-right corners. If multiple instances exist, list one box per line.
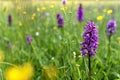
left=0, top=1, right=120, bottom=80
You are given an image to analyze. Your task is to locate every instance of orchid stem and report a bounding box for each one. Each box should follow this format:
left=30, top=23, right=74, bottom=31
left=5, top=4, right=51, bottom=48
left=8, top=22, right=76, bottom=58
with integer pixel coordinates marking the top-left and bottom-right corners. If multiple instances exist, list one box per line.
left=88, top=54, right=91, bottom=80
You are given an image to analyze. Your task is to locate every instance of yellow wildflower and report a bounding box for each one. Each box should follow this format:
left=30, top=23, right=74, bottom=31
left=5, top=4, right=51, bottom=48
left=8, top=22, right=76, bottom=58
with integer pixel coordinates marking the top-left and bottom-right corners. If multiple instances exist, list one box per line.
left=45, top=1, right=49, bottom=4
left=52, top=1, right=55, bottom=5
left=60, top=7, right=67, bottom=11
left=43, top=66, right=58, bottom=80
left=32, top=0, right=35, bottom=2
left=23, top=11, right=27, bottom=15
left=16, top=0, right=21, bottom=3
left=31, top=13, right=36, bottom=20
left=107, top=10, right=112, bottom=14
left=5, top=67, right=22, bottom=80
left=53, top=26, right=57, bottom=30
left=18, top=21, right=22, bottom=27
left=5, top=62, right=34, bottom=80
left=117, top=37, right=120, bottom=45
left=31, top=16, right=35, bottom=20
left=3, top=6, right=8, bottom=12
left=36, top=7, right=40, bottom=12
left=0, top=50, right=4, bottom=62
left=16, top=6, right=22, bottom=11
left=32, top=13, right=36, bottom=17
left=97, top=16, right=103, bottom=21
left=50, top=5, right=54, bottom=9
left=20, top=63, right=34, bottom=79
left=67, top=1, right=71, bottom=5
left=41, top=7, right=46, bottom=11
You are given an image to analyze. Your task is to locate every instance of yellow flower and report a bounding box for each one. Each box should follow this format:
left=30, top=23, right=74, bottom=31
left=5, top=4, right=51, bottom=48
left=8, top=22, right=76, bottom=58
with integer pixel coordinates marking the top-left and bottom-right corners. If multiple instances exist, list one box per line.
left=103, top=9, right=107, bottom=13
left=60, top=7, right=67, bottom=11
left=52, top=1, right=55, bottom=5
left=67, top=1, right=71, bottom=5
left=36, top=7, right=40, bottom=12
left=107, top=10, right=112, bottom=14
left=50, top=5, right=54, bottom=9
left=32, top=13, right=36, bottom=17
left=5, top=67, right=22, bottom=80
left=20, top=63, right=34, bottom=79
left=31, top=13, right=36, bottom=20
left=53, top=26, right=57, bottom=30
left=41, top=7, right=46, bottom=11
left=23, top=11, right=27, bottom=15
left=43, top=66, right=58, bottom=80
left=16, top=6, right=22, bottom=11
left=18, top=21, right=22, bottom=27
left=5, top=62, right=34, bottom=80
left=45, top=1, right=49, bottom=4
left=97, top=16, right=103, bottom=21
left=32, top=0, right=35, bottom=2
left=31, top=16, right=35, bottom=20
left=16, top=0, right=21, bottom=3
left=0, top=50, right=4, bottom=62
left=3, top=6, right=8, bottom=12
left=117, top=37, right=120, bottom=45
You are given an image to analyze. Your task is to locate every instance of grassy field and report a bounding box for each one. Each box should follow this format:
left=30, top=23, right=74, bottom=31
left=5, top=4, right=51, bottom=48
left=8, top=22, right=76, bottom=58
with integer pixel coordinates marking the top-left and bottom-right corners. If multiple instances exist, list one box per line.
left=0, top=1, right=120, bottom=80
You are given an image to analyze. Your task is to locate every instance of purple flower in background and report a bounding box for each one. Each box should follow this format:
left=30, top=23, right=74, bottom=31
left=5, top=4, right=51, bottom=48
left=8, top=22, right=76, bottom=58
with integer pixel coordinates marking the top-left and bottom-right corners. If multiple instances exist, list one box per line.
left=77, top=4, right=84, bottom=22
left=56, top=13, right=61, bottom=19
left=7, top=42, right=12, bottom=49
left=106, top=19, right=116, bottom=37
left=56, top=13, right=64, bottom=28
left=62, top=0, right=67, bottom=5
left=81, top=21, right=98, bottom=56
left=26, top=35, right=33, bottom=44
left=8, top=14, right=12, bottom=26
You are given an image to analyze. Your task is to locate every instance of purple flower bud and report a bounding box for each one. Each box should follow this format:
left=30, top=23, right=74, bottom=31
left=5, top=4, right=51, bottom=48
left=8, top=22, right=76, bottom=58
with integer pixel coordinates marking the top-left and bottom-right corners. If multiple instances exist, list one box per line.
left=62, top=0, right=67, bottom=5
left=56, top=13, right=64, bottom=28
left=106, top=19, right=116, bottom=37
left=7, top=42, right=12, bottom=49
left=81, top=21, right=99, bottom=56
left=8, top=14, right=12, bottom=26
left=26, top=36, right=33, bottom=44
left=56, top=13, right=61, bottom=19
left=77, top=4, right=84, bottom=22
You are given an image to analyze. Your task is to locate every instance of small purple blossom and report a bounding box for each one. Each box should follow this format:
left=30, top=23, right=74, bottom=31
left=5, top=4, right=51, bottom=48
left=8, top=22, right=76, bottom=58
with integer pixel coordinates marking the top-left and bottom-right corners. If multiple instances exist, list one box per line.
left=106, top=19, right=116, bottom=37
left=8, top=14, right=12, bottom=26
left=26, top=35, right=33, bottom=44
left=56, top=13, right=61, bottom=19
left=81, top=21, right=98, bottom=56
left=7, top=42, right=12, bottom=49
left=77, top=4, right=84, bottom=22
left=56, top=13, right=64, bottom=28
left=62, top=0, right=67, bottom=5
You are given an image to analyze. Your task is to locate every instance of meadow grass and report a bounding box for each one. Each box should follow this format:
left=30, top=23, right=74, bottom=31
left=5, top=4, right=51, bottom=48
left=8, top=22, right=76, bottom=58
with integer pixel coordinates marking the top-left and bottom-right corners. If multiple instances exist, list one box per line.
left=0, top=1, right=120, bottom=80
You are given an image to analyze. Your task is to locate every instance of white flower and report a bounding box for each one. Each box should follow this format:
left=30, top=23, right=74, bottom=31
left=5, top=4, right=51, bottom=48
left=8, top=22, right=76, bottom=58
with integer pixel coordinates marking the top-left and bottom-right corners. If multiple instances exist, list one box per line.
left=35, top=32, right=39, bottom=36
left=59, top=35, right=62, bottom=40
left=51, top=57, right=54, bottom=60
left=45, top=12, right=50, bottom=17
left=73, top=52, right=76, bottom=58
left=76, top=64, right=80, bottom=67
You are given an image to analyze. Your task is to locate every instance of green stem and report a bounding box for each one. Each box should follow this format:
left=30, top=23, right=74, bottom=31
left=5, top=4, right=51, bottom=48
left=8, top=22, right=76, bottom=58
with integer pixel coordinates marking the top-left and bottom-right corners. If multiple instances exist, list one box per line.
left=0, top=69, right=3, bottom=80
left=88, top=54, right=91, bottom=80
left=0, top=62, right=16, bottom=67
left=107, top=36, right=111, bottom=62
